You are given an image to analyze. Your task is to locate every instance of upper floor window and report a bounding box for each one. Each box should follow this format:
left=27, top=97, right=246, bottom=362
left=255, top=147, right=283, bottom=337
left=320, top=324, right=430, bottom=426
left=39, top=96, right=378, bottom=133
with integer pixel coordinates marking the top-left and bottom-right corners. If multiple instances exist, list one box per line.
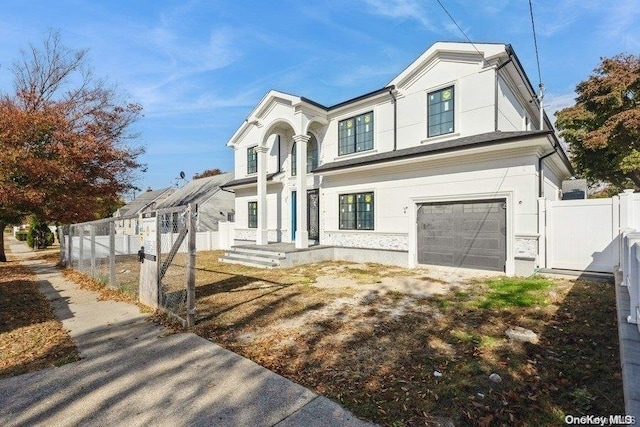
left=338, top=112, right=373, bottom=156
left=291, top=134, right=318, bottom=176
left=247, top=146, right=257, bottom=174
left=428, top=86, right=454, bottom=137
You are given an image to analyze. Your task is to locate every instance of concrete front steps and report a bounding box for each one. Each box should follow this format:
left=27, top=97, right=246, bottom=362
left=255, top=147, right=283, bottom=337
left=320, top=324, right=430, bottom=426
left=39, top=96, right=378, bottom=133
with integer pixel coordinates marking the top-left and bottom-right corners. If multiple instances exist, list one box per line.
left=219, top=243, right=336, bottom=268
left=219, top=246, right=287, bottom=268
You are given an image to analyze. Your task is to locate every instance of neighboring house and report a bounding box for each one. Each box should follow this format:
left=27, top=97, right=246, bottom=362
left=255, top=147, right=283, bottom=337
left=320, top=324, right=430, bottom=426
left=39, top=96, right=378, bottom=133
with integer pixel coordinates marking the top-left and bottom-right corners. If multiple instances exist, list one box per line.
left=221, top=42, right=573, bottom=275
left=113, top=187, right=177, bottom=235
left=155, top=173, right=235, bottom=232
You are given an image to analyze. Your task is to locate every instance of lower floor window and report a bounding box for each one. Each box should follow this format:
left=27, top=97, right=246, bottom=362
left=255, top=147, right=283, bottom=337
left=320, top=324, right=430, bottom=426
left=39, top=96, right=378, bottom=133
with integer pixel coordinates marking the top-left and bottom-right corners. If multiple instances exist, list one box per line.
left=248, top=201, right=257, bottom=228
left=339, top=192, right=374, bottom=230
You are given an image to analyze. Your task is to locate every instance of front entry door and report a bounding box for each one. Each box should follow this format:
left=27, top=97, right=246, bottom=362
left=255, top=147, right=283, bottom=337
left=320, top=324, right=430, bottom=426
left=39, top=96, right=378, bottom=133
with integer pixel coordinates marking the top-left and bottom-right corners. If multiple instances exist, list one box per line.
left=307, top=189, right=320, bottom=241
left=292, top=189, right=320, bottom=242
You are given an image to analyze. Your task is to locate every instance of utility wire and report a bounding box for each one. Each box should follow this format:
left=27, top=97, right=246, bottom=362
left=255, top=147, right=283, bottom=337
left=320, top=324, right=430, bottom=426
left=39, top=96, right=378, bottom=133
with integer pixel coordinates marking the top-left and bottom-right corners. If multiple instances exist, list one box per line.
left=434, top=0, right=483, bottom=59
left=528, top=0, right=543, bottom=89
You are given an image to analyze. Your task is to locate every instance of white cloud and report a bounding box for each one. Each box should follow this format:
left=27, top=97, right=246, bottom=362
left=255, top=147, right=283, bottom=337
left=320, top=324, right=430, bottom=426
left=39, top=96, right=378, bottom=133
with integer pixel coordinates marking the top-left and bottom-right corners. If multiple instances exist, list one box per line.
left=358, top=0, right=437, bottom=32
left=598, top=0, right=640, bottom=50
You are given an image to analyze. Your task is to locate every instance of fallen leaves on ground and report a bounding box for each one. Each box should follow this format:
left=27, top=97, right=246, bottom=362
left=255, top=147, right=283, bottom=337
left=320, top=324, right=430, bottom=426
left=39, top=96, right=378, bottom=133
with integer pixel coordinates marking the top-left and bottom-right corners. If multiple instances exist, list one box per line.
left=0, top=257, right=78, bottom=378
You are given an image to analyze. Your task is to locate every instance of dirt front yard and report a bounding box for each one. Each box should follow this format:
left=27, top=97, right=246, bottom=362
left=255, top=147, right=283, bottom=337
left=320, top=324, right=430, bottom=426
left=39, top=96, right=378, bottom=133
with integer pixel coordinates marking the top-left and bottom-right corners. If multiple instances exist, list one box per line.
left=186, top=251, right=623, bottom=426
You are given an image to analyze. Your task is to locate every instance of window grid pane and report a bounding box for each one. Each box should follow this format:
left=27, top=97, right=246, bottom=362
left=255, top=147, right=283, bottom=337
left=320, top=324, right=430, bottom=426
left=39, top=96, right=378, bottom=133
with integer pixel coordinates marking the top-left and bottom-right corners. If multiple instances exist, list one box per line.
left=338, top=112, right=373, bottom=156
left=248, top=202, right=257, bottom=228
left=247, top=146, right=258, bottom=174
left=291, top=142, right=297, bottom=176
left=339, top=192, right=373, bottom=230
left=428, top=87, right=454, bottom=137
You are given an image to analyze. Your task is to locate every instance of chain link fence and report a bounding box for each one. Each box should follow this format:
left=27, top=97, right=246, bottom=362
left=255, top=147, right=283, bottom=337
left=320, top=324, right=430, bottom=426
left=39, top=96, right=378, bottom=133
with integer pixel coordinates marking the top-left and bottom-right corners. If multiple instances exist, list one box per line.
left=156, top=206, right=193, bottom=325
left=61, top=214, right=141, bottom=298
left=62, top=205, right=196, bottom=327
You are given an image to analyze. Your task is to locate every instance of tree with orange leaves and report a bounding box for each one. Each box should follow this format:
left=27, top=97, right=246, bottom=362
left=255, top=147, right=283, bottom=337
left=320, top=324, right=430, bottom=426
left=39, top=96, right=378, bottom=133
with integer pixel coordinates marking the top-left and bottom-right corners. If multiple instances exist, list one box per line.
left=556, top=54, right=640, bottom=189
left=0, top=31, right=144, bottom=261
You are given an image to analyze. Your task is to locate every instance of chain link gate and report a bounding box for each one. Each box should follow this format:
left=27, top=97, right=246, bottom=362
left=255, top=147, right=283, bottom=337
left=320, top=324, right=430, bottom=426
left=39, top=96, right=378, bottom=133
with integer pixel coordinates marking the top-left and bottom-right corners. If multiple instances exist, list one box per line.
left=139, top=204, right=197, bottom=327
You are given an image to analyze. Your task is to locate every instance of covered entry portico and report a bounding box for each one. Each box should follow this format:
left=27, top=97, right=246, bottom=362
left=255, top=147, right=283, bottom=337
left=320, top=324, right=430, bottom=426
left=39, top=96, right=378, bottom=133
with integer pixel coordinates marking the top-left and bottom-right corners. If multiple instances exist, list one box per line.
left=223, top=91, right=328, bottom=250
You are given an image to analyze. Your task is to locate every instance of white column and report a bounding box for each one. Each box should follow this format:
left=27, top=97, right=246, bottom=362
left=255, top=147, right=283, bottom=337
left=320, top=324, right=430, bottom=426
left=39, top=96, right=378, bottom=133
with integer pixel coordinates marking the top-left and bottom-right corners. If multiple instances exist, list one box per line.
left=256, top=145, right=269, bottom=245
left=294, top=134, right=309, bottom=249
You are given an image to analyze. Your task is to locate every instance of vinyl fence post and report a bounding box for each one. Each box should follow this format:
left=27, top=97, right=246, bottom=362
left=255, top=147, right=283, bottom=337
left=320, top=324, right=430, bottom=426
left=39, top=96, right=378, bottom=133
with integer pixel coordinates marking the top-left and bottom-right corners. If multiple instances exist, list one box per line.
left=90, top=225, right=96, bottom=278
left=186, top=203, right=197, bottom=327
left=109, top=221, right=116, bottom=288
left=68, top=226, right=74, bottom=268
left=78, top=225, right=85, bottom=270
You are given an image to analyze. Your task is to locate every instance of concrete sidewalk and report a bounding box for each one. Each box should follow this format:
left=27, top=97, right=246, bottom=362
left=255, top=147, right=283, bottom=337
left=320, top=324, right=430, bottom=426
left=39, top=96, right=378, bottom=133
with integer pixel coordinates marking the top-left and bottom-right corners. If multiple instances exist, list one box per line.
left=0, top=237, right=374, bottom=427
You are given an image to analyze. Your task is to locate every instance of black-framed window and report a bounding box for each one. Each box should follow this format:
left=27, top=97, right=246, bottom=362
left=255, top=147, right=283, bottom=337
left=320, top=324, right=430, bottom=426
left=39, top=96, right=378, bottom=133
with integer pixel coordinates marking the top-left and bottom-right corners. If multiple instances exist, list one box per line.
left=428, top=86, right=454, bottom=137
left=339, top=192, right=374, bottom=230
left=338, top=112, right=373, bottom=156
left=247, top=146, right=257, bottom=174
left=248, top=201, right=257, bottom=228
left=291, top=135, right=318, bottom=176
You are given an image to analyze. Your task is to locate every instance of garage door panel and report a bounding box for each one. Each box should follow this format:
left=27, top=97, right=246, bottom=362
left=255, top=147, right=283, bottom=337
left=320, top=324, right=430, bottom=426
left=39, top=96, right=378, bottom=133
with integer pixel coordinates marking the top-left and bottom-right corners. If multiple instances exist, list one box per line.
left=417, top=199, right=506, bottom=271
left=422, top=237, right=455, bottom=247
left=459, top=254, right=503, bottom=270
left=462, top=220, right=501, bottom=233
left=462, top=237, right=502, bottom=250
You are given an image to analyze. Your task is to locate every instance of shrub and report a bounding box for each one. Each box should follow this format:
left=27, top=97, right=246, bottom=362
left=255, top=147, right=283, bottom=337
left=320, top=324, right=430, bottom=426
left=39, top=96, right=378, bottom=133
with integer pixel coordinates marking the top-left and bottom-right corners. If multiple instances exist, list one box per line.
left=15, top=231, right=28, bottom=241
left=26, top=216, right=55, bottom=249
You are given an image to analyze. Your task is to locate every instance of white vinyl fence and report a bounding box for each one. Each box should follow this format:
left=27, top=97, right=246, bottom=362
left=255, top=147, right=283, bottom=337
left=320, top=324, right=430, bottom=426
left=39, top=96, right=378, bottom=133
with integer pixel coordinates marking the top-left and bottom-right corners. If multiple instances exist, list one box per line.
left=540, top=190, right=640, bottom=273
left=66, top=230, right=225, bottom=261
left=62, top=211, right=236, bottom=299
left=621, top=230, right=640, bottom=327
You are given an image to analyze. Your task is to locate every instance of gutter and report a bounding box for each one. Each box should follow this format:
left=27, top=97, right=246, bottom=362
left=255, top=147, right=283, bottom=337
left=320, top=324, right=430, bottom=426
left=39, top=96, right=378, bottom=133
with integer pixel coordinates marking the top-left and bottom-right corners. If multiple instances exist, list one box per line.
left=494, top=55, right=514, bottom=131
left=389, top=87, right=397, bottom=151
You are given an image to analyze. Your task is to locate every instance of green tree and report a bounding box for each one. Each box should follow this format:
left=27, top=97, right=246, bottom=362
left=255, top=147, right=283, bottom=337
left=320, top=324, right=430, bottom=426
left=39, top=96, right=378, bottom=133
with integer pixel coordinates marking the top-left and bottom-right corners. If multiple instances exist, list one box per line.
left=555, top=54, right=640, bottom=189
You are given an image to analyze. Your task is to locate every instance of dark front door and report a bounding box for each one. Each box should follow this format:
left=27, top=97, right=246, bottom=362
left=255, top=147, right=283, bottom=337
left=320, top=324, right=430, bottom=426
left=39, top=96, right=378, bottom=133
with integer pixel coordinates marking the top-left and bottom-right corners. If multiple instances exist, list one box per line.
left=292, top=189, right=320, bottom=242
left=307, top=189, right=320, bottom=241
left=417, top=199, right=506, bottom=271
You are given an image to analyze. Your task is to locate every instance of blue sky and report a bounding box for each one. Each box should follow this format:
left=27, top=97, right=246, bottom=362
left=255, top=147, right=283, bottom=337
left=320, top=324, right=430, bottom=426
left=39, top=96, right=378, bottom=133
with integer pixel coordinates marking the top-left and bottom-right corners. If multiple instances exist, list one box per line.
left=1, top=0, right=639, bottom=197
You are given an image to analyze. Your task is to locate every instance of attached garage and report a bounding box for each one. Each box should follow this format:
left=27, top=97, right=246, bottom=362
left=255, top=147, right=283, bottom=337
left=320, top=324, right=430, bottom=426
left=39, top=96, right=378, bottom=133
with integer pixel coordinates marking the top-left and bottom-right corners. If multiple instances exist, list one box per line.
left=417, top=199, right=506, bottom=271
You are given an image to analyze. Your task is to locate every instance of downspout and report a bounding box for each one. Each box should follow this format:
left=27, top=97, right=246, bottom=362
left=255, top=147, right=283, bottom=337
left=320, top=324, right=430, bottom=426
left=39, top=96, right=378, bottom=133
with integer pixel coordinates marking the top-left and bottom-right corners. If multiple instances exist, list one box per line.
left=494, top=57, right=513, bottom=131
left=389, top=87, right=397, bottom=151
left=538, top=144, right=559, bottom=198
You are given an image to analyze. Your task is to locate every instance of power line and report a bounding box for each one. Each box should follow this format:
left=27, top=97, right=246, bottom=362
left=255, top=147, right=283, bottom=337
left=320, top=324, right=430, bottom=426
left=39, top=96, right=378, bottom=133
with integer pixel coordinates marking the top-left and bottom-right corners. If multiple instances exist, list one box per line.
left=434, top=0, right=483, bottom=59
left=528, top=0, right=543, bottom=88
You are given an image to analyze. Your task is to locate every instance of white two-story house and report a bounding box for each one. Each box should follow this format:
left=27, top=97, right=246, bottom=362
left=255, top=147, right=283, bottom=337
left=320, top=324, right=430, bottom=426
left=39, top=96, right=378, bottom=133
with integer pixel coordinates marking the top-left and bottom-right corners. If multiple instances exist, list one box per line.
left=221, top=42, right=573, bottom=275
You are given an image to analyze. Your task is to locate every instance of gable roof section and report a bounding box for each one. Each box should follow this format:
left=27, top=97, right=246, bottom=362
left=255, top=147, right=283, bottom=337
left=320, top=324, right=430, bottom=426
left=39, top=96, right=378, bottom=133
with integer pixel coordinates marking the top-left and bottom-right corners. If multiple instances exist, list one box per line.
left=116, top=187, right=175, bottom=217
left=156, top=172, right=234, bottom=208
left=389, top=42, right=508, bottom=89
left=314, top=130, right=572, bottom=174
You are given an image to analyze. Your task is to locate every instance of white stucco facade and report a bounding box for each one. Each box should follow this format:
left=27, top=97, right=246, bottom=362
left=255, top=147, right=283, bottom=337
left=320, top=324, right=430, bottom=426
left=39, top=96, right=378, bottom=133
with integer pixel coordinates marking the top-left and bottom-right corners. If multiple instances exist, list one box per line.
left=223, top=42, right=573, bottom=275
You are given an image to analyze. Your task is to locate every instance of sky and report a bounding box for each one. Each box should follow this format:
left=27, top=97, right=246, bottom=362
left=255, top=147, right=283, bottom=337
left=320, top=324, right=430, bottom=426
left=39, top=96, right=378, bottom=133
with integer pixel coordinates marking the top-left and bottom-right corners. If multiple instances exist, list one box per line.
left=1, top=0, right=639, bottom=198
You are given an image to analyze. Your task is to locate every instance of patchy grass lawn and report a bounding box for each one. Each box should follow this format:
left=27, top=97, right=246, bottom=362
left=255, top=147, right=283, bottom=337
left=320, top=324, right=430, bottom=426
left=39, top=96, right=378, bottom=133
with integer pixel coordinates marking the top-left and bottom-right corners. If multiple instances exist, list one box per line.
left=0, top=249, right=78, bottom=378
left=188, top=251, right=623, bottom=427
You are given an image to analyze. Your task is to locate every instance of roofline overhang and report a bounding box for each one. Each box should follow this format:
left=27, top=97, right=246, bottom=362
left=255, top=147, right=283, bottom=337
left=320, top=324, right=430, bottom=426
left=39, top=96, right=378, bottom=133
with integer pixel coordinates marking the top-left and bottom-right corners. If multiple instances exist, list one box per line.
left=314, top=131, right=573, bottom=176
left=220, top=173, right=281, bottom=190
